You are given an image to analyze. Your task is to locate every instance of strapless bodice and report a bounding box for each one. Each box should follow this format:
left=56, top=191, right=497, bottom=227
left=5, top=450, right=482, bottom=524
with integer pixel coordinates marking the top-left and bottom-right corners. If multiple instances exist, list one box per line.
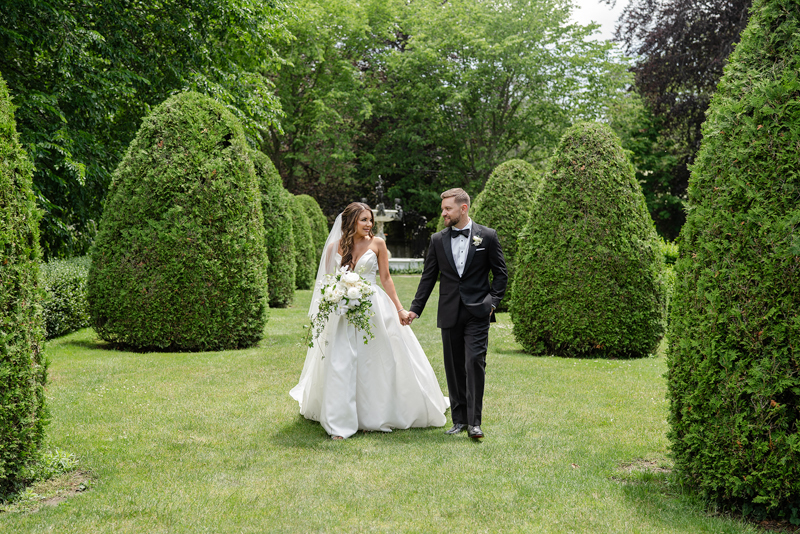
left=335, top=249, right=378, bottom=283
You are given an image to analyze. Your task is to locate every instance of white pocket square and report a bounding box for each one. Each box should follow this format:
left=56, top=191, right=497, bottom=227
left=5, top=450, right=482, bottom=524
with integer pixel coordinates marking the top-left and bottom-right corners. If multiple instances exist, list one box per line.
left=476, top=248, right=486, bottom=251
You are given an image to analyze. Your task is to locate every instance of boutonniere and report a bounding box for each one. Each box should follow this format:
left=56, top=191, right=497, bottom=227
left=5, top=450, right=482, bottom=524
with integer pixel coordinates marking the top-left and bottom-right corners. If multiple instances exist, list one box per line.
left=472, top=235, right=483, bottom=247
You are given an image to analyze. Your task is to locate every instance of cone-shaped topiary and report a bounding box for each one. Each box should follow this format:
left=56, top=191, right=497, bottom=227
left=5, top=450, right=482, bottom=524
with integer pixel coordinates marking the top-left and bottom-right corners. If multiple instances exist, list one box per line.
left=295, top=194, right=328, bottom=263
left=0, top=73, right=48, bottom=490
left=511, top=122, right=667, bottom=358
left=87, top=91, right=268, bottom=351
left=471, top=159, right=542, bottom=312
left=667, top=0, right=800, bottom=518
left=251, top=150, right=295, bottom=308
left=289, top=194, right=317, bottom=290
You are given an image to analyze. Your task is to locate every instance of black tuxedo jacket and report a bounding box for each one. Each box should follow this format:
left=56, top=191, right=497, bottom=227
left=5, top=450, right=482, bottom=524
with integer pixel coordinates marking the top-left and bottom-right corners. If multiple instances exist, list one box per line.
left=410, top=223, right=508, bottom=329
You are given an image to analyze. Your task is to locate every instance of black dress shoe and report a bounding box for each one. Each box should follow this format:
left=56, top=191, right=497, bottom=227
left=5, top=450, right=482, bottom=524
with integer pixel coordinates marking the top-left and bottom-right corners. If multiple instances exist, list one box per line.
left=468, top=425, right=484, bottom=439
left=445, top=423, right=467, bottom=435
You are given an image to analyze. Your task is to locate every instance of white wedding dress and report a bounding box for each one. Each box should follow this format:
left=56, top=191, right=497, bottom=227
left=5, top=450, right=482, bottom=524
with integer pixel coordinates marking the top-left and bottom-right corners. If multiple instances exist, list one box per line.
left=290, top=249, right=449, bottom=438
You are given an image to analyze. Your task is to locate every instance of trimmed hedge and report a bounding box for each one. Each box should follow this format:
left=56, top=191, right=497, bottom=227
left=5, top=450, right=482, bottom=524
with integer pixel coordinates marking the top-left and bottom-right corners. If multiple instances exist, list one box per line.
left=511, top=122, right=667, bottom=358
left=251, top=150, right=295, bottom=308
left=288, top=194, right=316, bottom=290
left=0, top=73, right=48, bottom=491
left=295, top=194, right=328, bottom=263
left=471, top=159, right=542, bottom=311
left=87, top=91, right=269, bottom=351
left=667, top=0, right=800, bottom=519
left=41, top=256, right=91, bottom=339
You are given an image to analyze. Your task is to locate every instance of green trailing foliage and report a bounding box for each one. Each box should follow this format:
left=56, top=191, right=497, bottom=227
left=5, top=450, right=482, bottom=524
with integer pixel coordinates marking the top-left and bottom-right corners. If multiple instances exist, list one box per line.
left=41, top=256, right=91, bottom=339
left=251, top=150, right=295, bottom=308
left=511, top=122, right=668, bottom=358
left=87, top=92, right=268, bottom=351
left=289, top=195, right=317, bottom=291
left=0, top=73, right=48, bottom=492
left=471, top=159, right=542, bottom=312
left=295, top=194, right=329, bottom=263
left=667, top=0, right=800, bottom=520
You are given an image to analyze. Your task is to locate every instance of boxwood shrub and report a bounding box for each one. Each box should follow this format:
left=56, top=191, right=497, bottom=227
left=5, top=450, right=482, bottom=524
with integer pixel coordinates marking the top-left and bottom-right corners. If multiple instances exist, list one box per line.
left=251, top=150, right=295, bottom=308
left=87, top=91, right=269, bottom=351
left=0, top=73, right=48, bottom=491
left=667, top=0, right=800, bottom=519
left=41, top=256, right=91, bottom=339
left=511, top=122, right=667, bottom=358
left=471, top=159, right=542, bottom=311
left=295, top=194, right=328, bottom=263
left=289, top=194, right=316, bottom=290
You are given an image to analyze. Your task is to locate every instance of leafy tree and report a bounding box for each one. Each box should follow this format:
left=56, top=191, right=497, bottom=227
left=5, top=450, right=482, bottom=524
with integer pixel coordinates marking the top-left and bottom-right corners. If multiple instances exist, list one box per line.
left=511, top=122, right=667, bottom=358
left=87, top=92, right=268, bottom=351
left=667, top=0, right=800, bottom=518
left=361, top=0, right=632, bottom=218
left=471, top=159, right=542, bottom=312
left=0, top=73, right=48, bottom=491
left=262, top=0, right=372, bottom=200
left=251, top=150, right=296, bottom=308
left=0, top=0, right=289, bottom=258
left=615, top=0, right=753, bottom=238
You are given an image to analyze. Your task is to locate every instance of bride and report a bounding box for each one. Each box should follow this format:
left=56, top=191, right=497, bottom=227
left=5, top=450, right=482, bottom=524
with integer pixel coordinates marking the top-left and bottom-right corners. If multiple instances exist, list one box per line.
left=290, top=202, right=449, bottom=439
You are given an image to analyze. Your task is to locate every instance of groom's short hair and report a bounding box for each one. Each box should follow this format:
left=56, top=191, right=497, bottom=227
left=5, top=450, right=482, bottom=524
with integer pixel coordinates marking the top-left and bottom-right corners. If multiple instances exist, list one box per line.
left=441, top=188, right=470, bottom=208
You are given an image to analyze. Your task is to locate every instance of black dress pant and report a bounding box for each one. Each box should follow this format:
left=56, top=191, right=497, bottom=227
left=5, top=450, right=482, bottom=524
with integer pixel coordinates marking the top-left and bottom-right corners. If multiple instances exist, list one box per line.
left=441, top=300, right=491, bottom=426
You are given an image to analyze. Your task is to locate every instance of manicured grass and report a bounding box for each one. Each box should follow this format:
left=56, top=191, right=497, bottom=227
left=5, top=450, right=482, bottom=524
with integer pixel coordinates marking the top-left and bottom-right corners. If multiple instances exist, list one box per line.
left=2, top=276, right=760, bottom=533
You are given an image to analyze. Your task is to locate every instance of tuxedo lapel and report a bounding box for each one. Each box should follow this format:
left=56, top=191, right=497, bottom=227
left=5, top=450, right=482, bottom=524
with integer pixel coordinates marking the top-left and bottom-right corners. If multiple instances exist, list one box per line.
left=462, top=224, right=481, bottom=275
left=442, top=228, right=458, bottom=275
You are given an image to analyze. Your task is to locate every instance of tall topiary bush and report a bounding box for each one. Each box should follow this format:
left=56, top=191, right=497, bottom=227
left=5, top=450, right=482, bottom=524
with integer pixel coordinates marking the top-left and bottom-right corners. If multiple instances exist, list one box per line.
left=471, top=159, right=542, bottom=311
left=251, top=150, right=296, bottom=308
left=295, top=194, right=328, bottom=263
left=289, top=194, right=316, bottom=290
left=0, top=73, right=48, bottom=491
left=511, top=122, right=667, bottom=358
left=667, top=0, right=800, bottom=519
left=41, top=256, right=91, bottom=339
left=87, top=92, right=268, bottom=351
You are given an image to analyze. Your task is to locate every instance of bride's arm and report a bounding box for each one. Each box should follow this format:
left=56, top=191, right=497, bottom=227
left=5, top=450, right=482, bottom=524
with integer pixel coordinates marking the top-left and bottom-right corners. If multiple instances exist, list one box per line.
left=375, top=239, right=407, bottom=318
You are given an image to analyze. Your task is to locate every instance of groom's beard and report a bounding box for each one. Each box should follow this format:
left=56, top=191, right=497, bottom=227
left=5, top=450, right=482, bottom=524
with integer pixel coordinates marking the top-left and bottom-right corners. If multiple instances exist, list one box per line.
left=445, top=214, right=461, bottom=227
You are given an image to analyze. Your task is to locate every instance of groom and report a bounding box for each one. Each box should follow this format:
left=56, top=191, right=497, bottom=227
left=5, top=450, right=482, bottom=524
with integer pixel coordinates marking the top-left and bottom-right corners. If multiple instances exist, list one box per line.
left=407, top=188, right=507, bottom=439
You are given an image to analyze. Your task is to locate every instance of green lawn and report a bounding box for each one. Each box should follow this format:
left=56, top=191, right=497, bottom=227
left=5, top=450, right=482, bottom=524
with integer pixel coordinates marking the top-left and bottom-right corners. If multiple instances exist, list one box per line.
left=2, top=276, right=759, bottom=533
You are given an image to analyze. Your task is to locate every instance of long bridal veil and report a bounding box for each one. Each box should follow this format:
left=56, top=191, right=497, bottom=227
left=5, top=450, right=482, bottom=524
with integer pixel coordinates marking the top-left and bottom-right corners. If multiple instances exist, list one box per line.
left=309, top=212, right=343, bottom=319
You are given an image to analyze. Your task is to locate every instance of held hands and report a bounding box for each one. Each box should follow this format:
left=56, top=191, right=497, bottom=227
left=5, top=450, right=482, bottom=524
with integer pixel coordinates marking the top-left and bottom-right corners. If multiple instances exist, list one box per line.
left=403, top=311, right=418, bottom=326
left=398, top=309, right=410, bottom=325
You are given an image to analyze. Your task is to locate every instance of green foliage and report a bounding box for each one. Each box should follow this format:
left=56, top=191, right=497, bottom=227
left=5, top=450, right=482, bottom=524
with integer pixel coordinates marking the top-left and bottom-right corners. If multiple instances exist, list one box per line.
left=363, top=0, right=633, bottom=218
left=0, top=73, right=48, bottom=492
left=41, top=256, right=91, bottom=339
left=660, top=239, right=679, bottom=265
left=288, top=195, right=317, bottom=290
left=251, top=150, right=295, bottom=308
left=511, top=122, right=668, bottom=358
left=294, top=194, right=329, bottom=262
left=0, top=0, right=290, bottom=259
left=87, top=92, right=268, bottom=351
left=666, top=0, right=800, bottom=519
left=471, top=159, right=542, bottom=312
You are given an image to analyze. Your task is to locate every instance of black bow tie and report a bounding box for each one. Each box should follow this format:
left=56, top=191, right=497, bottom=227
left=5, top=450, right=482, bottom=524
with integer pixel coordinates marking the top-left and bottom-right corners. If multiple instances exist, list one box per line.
left=451, top=227, right=469, bottom=238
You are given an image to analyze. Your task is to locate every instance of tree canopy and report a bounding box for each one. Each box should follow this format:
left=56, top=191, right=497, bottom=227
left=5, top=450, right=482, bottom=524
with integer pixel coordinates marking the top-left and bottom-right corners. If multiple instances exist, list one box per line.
left=0, top=0, right=290, bottom=258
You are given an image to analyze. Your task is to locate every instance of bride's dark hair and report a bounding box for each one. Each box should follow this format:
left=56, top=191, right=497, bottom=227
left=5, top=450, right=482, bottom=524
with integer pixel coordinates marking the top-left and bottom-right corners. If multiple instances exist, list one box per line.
left=340, top=202, right=374, bottom=269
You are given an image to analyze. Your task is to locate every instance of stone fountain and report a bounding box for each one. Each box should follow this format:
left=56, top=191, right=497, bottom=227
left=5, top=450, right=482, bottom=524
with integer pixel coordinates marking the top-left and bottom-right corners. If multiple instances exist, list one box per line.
left=363, top=176, right=424, bottom=272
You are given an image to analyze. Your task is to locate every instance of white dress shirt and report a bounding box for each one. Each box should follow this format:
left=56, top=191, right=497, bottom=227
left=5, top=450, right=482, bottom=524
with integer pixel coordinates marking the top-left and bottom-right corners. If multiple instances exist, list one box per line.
left=450, top=219, right=473, bottom=277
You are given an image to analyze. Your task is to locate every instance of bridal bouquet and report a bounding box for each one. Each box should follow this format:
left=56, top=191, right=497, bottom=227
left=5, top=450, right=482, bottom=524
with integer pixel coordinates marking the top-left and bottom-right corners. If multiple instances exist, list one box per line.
left=307, top=265, right=375, bottom=347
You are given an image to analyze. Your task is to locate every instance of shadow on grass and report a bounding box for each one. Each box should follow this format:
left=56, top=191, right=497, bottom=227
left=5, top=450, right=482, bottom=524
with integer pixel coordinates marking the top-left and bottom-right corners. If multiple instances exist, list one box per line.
left=62, top=338, right=119, bottom=352
left=272, top=415, right=470, bottom=449
left=614, top=470, right=759, bottom=533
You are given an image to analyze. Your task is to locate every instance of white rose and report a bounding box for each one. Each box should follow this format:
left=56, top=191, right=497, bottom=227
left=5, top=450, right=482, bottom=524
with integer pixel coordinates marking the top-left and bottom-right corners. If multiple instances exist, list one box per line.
left=343, top=272, right=360, bottom=285
left=346, top=286, right=362, bottom=300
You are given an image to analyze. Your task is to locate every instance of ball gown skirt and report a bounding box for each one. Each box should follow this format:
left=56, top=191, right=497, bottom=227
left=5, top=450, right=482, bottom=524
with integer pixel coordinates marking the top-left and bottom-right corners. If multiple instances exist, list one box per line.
left=290, top=250, right=449, bottom=438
